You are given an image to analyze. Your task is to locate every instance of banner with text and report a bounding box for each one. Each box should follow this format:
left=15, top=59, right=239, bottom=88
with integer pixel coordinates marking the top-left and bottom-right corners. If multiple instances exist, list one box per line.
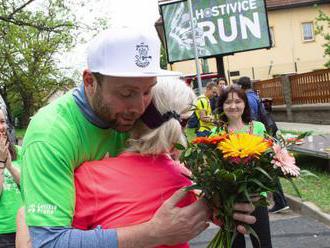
left=160, top=0, right=271, bottom=63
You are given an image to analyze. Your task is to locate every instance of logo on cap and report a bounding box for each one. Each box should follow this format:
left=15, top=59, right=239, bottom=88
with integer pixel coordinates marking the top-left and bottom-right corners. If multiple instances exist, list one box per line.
left=135, top=43, right=152, bottom=68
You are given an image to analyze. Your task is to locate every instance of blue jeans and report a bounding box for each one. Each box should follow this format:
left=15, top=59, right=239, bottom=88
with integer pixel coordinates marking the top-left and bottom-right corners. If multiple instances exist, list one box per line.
left=196, top=130, right=211, bottom=137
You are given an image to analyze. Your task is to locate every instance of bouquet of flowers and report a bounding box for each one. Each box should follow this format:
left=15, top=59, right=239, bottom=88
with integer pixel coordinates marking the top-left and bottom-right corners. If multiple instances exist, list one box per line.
left=178, top=131, right=309, bottom=248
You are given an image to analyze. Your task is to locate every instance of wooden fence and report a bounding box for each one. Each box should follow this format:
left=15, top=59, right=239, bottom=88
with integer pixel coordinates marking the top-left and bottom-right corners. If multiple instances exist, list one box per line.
left=290, top=69, right=330, bottom=104
left=254, top=68, right=330, bottom=105
left=253, top=77, right=285, bottom=105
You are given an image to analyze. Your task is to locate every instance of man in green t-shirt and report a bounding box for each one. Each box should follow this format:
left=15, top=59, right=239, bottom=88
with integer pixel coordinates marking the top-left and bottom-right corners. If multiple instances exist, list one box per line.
left=21, top=26, right=257, bottom=248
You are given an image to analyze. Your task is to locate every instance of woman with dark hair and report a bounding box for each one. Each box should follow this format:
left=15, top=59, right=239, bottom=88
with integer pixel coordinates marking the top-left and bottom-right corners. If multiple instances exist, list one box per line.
left=0, top=108, right=22, bottom=248
left=216, top=86, right=266, bottom=136
left=215, top=86, right=273, bottom=248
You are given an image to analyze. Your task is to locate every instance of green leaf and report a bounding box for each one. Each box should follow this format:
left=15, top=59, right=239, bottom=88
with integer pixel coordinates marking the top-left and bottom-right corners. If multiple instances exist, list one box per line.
left=248, top=178, right=273, bottom=191
left=184, top=184, right=201, bottom=191
left=300, top=169, right=319, bottom=179
left=255, top=166, right=273, bottom=180
left=244, top=224, right=260, bottom=247
left=295, top=131, right=313, bottom=141
left=175, top=143, right=185, bottom=150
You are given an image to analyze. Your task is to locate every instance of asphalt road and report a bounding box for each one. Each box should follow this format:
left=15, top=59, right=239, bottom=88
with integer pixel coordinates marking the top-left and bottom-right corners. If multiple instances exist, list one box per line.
left=190, top=211, right=330, bottom=248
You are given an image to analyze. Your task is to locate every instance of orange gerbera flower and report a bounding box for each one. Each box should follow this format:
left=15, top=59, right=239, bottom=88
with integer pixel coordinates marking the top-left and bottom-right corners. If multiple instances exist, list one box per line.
left=218, top=133, right=271, bottom=159
left=192, top=133, right=227, bottom=145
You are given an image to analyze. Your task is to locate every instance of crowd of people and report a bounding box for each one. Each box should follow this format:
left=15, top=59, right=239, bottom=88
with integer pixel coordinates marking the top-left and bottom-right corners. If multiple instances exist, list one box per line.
left=0, top=25, right=289, bottom=248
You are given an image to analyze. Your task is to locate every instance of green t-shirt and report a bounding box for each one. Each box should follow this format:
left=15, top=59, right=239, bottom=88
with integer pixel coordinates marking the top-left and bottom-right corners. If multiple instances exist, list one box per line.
left=212, top=121, right=266, bottom=136
left=195, top=95, right=215, bottom=132
left=0, top=146, right=23, bottom=234
left=21, top=92, right=129, bottom=227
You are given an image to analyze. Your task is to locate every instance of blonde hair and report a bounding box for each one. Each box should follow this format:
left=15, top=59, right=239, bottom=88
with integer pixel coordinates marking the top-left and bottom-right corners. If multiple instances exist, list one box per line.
left=128, top=77, right=196, bottom=155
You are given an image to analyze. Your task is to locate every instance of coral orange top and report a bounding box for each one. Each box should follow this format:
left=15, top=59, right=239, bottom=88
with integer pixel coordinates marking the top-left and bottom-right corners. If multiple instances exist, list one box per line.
left=73, top=152, right=196, bottom=248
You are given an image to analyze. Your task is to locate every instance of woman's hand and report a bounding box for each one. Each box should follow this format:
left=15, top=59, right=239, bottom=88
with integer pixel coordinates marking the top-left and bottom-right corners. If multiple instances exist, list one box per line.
left=5, top=151, right=12, bottom=170
left=0, top=134, right=8, bottom=168
left=233, top=202, right=256, bottom=234
left=212, top=195, right=260, bottom=235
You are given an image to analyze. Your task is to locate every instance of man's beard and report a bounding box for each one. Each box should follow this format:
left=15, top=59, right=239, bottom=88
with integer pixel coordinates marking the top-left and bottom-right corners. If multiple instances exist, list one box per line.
left=91, top=91, right=136, bottom=132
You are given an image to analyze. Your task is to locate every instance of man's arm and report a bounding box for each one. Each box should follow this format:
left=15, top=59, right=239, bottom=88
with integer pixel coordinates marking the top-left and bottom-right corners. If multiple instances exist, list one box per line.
left=197, top=98, right=213, bottom=123
left=29, top=227, right=118, bottom=248
left=198, top=110, right=213, bottom=123
left=19, top=190, right=255, bottom=248
left=22, top=190, right=209, bottom=248
left=117, top=190, right=210, bottom=247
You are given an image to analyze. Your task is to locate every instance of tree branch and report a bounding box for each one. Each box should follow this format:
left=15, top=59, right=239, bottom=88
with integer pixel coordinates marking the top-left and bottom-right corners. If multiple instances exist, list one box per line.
left=0, top=15, right=73, bottom=32
left=8, top=0, right=36, bottom=18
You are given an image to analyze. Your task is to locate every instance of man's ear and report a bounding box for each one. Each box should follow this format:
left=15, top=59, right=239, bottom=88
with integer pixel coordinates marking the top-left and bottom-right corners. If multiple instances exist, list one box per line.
left=83, top=69, right=97, bottom=96
left=83, top=69, right=94, bottom=87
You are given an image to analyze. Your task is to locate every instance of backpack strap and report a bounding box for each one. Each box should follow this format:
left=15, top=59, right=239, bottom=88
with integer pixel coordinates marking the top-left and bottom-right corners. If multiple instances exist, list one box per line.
left=197, top=96, right=206, bottom=109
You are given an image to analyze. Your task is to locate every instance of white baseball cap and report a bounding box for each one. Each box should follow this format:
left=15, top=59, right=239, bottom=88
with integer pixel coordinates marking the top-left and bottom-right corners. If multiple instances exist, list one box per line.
left=87, top=26, right=181, bottom=77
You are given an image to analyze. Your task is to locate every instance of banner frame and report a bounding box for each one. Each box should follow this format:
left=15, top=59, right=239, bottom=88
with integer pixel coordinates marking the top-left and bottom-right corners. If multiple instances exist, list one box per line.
left=159, top=0, right=272, bottom=64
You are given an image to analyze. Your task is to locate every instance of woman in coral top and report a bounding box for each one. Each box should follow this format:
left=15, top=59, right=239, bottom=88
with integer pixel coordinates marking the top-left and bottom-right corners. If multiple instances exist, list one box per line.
left=73, top=77, right=197, bottom=248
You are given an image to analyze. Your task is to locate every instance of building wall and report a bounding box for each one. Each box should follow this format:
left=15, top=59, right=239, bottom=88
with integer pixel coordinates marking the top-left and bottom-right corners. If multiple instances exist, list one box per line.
left=171, top=4, right=330, bottom=83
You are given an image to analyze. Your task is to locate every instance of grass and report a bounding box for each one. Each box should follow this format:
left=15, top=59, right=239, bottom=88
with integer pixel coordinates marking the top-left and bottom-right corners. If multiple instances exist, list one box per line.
left=16, top=128, right=26, bottom=139
left=185, top=128, right=330, bottom=214
left=280, top=155, right=330, bottom=214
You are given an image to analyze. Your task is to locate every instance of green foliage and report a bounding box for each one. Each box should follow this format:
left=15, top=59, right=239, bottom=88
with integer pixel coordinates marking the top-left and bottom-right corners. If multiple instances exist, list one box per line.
left=0, top=0, right=108, bottom=127
left=315, top=8, right=330, bottom=68
left=179, top=134, right=280, bottom=247
left=160, top=45, right=168, bottom=69
left=15, top=128, right=26, bottom=139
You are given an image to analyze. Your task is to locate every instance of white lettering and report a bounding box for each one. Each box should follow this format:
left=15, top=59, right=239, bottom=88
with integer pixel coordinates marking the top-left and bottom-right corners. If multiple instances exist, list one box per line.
left=240, top=12, right=261, bottom=39
left=218, top=16, right=238, bottom=42
left=195, top=8, right=204, bottom=20
left=226, top=4, right=230, bottom=15
left=229, top=3, right=238, bottom=13
left=212, top=6, right=220, bottom=17
left=238, top=2, right=242, bottom=13
left=197, top=21, right=217, bottom=44
left=250, top=0, right=257, bottom=10
left=242, top=1, right=249, bottom=11
left=218, top=4, right=226, bottom=15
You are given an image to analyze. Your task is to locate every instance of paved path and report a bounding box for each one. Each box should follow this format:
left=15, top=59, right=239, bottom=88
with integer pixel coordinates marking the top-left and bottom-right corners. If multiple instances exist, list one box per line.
left=277, top=122, right=330, bottom=134
left=190, top=210, right=330, bottom=248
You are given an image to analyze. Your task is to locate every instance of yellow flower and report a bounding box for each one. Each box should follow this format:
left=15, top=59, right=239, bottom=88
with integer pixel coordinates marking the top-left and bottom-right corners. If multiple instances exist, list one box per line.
left=218, top=133, right=270, bottom=159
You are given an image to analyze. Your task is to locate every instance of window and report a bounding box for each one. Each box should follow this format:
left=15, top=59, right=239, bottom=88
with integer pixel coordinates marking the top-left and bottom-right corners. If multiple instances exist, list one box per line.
left=269, top=27, right=275, bottom=47
left=302, top=22, right=314, bottom=41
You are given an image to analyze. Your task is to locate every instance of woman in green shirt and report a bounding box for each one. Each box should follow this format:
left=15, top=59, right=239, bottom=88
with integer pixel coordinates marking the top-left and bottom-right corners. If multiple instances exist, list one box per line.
left=0, top=108, right=22, bottom=248
left=215, top=86, right=272, bottom=248
left=214, top=85, right=266, bottom=136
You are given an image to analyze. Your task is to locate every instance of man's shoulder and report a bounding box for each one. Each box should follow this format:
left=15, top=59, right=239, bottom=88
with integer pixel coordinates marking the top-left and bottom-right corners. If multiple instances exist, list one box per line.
left=197, top=94, right=208, bottom=100
left=196, top=95, right=209, bottom=107
left=24, top=92, right=80, bottom=143
left=246, top=91, right=259, bottom=100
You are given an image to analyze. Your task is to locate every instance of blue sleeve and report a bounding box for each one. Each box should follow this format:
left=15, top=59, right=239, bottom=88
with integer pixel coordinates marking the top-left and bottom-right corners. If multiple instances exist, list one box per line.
left=246, top=93, right=260, bottom=121
left=29, top=226, right=118, bottom=248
